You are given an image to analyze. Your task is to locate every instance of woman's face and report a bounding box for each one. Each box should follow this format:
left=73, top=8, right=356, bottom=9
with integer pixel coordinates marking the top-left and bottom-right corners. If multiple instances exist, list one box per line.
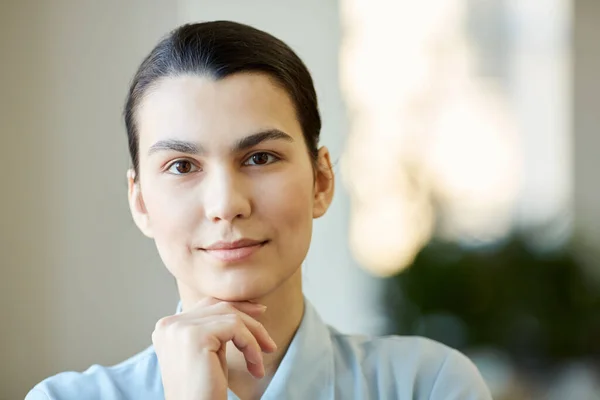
left=128, top=73, right=333, bottom=302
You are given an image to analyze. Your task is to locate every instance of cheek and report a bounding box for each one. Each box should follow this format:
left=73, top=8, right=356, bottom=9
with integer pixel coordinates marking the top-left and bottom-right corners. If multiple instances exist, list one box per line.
left=256, top=168, right=315, bottom=252
left=142, top=184, right=199, bottom=263
left=145, top=188, right=193, bottom=230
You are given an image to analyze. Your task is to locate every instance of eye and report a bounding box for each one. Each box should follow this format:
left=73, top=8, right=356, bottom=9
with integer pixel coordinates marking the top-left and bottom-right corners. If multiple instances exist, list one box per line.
left=166, top=160, right=199, bottom=175
left=243, top=152, right=279, bottom=166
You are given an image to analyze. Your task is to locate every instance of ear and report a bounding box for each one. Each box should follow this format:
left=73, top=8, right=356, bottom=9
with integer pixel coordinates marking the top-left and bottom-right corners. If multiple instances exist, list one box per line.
left=127, top=169, right=154, bottom=238
left=312, top=147, right=335, bottom=219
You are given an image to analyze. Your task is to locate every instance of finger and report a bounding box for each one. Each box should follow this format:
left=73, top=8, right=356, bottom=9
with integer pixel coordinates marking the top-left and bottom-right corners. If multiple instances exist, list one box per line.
left=234, top=311, right=278, bottom=353
left=188, top=298, right=267, bottom=317
left=228, top=319, right=266, bottom=379
left=206, top=303, right=276, bottom=353
left=226, top=302, right=267, bottom=318
left=161, top=302, right=274, bottom=352
left=217, top=345, right=228, bottom=381
left=245, top=357, right=265, bottom=379
left=203, top=302, right=267, bottom=320
left=205, top=315, right=265, bottom=378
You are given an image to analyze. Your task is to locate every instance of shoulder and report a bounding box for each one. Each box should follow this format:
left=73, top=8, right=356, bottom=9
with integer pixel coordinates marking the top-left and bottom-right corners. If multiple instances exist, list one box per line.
left=329, top=330, right=492, bottom=399
left=25, top=346, right=162, bottom=400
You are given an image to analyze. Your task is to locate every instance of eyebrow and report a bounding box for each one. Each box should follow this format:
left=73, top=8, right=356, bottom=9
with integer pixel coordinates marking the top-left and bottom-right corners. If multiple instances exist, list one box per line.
left=234, top=129, right=294, bottom=151
left=148, top=139, right=201, bottom=155
left=147, top=129, right=294, bottom=156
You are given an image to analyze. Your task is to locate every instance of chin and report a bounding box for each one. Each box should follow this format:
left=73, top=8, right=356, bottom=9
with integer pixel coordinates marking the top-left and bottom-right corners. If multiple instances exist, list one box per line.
left=206, top=285, right=271, bottom=302
left=201, top=270, right=281, bottom=302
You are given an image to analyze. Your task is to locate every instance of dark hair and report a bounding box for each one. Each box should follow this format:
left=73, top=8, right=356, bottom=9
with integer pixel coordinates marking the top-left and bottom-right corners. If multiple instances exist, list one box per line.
left=123, top=21, right=321, bottom=179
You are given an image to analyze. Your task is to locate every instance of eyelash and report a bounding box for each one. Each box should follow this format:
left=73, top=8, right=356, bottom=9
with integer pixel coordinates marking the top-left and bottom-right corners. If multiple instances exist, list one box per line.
left=165, top=152, right=281, bottom=175
left=242, top=152, right=281, bottom=166
left=165, top=159, right=200, bottom=175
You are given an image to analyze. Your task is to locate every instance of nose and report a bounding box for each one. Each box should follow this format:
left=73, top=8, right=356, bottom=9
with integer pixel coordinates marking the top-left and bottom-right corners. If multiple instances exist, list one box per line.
left=203, top=167, right=251, bottom=223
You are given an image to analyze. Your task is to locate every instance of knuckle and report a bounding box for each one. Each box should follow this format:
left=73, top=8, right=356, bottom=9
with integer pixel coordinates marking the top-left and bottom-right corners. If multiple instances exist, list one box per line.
left=154, top=315, right=176, bottom=331
left=196, top=332, right=215, bottom=349
left=151, top=329, right=160, bottom=344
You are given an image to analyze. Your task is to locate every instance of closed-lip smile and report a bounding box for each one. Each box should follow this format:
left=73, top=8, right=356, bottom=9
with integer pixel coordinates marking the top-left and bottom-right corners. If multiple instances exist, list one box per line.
left=201, top=239, right=268, bottom=262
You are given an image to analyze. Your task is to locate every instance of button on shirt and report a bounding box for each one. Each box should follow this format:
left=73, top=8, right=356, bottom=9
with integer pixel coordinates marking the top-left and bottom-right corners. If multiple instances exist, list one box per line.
left=26, top=301, right=492, bottom=399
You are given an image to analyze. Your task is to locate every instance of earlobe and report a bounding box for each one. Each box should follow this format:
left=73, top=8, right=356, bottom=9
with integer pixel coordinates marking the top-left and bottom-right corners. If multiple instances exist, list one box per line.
left=312, top=147, right=335, bottom=219
left=127, top=169, right=154, bottom=238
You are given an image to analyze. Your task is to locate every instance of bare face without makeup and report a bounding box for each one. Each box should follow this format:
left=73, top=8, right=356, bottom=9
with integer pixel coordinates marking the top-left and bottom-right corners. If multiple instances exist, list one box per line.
left=128, top=73, right=333, bottom=302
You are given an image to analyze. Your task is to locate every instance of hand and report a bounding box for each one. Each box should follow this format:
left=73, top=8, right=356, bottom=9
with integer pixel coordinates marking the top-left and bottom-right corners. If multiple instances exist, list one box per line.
left=152, top=298, right=278, bottom=400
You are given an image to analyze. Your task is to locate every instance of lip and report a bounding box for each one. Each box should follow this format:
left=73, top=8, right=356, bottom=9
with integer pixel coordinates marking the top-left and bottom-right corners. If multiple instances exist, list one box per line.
left=201, top=239, right=268, bottom=262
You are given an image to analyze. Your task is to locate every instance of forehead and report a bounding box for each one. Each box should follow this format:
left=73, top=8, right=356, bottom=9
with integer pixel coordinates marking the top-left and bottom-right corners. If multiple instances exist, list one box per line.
left=135, top=72, right=301, bottom=146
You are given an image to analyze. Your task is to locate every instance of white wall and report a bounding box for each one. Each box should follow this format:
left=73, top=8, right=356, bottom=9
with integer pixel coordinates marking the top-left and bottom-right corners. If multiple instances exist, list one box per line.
left=0, top=1, right=384, bottom=398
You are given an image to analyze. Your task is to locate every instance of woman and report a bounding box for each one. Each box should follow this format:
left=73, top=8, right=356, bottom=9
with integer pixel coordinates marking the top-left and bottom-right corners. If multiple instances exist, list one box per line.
left=27, top=21, right=492, bottom=400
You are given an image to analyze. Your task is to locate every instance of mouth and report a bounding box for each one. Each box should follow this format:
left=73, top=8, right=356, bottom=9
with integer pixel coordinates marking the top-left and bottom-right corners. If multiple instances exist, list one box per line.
left=200, top=239, right=269, bottom=263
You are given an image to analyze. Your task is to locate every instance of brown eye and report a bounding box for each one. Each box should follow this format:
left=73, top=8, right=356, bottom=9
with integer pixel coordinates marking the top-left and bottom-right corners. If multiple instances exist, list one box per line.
left=252, top=153, right=269, bottom=165
left=167, top=160, right=196, bottom=175
left=244, top=152, right=278, bottom=166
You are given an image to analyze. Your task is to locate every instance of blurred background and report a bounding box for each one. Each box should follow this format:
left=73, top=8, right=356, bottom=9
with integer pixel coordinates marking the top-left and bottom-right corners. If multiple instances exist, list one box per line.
left=0, top=0, right=598, bottom=399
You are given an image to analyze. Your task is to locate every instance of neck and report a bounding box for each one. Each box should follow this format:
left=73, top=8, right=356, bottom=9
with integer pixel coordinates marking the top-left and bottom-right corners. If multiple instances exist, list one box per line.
left=177, top=267, right=305, bottom=400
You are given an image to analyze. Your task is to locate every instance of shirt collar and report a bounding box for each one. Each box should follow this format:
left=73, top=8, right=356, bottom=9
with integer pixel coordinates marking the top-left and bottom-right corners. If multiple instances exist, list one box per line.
left=259, top=299, right=335, bottom=400
left=175, top=299, right=335, bottom=399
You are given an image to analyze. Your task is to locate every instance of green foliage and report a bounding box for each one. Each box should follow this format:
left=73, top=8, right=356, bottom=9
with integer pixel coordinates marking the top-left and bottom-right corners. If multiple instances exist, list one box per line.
left=388, top=236, right=600, bottom=366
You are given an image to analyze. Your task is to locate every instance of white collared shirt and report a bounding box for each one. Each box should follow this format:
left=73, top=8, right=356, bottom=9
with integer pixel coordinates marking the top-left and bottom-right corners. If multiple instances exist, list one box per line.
left=26, top=301, right=492, bottom=399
